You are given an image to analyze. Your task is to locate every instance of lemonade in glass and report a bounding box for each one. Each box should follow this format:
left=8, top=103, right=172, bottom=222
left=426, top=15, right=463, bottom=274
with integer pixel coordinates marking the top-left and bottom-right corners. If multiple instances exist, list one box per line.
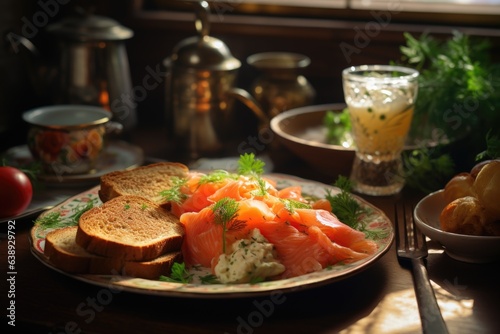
left=342, top=65, right=419, bottom=196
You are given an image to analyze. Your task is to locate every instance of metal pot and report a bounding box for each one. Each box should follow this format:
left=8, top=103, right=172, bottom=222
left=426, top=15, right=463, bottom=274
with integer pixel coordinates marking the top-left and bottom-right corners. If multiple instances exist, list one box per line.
left=10, top=11, right=136, bottom=132
left=164, top=1, right=267, bottom=161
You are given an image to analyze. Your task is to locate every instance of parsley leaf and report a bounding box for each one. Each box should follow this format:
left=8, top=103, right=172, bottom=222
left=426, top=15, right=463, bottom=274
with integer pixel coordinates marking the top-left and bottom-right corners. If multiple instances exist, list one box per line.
left=238, top=153, right=265, bottom=176
left=199, top=274, right=220, bottom=284
left=159, top=262, right=193, bottom=283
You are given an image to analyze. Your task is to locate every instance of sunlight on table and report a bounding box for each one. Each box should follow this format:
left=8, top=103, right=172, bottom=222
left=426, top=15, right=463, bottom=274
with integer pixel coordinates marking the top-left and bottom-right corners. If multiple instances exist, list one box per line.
left=340, top=281, right=474, bottom=334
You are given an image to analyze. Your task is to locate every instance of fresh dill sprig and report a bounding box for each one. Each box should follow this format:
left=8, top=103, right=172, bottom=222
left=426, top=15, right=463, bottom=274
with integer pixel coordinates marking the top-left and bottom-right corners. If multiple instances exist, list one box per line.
left=212, top=197, right=243, bottom=253
left=34, top=212, right=63, bottom=229
left=159, top=262, right=193, bottom=283
left=159, top=177, right=187, bottom=203
left=363, top=227, right=390, bottom=240
left=333, top=175, right=353, bottom=193
left=281, top=198, right=311, bottom=214
left=35, top=200, right=95, bottom=229
left=250, top=177, right=268, bottom=197
left=238, top=153, right=269, bottom=197
left=199, top=170, right=238, bottom=184
left=326, top=176, right=365, bottom=229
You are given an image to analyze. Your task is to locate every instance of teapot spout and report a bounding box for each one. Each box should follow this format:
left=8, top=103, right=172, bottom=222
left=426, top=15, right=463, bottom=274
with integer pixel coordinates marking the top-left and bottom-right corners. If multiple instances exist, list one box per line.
left=226, top=87, right=269, bottom=128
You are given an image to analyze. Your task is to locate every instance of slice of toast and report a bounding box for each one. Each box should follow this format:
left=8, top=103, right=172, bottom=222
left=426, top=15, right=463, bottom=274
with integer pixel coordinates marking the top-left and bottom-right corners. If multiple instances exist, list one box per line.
left=44, top=226, right=182, bottom=279
left=98, top=162, right=189, bottom=204
left=76, top=195, right=185, bottom=262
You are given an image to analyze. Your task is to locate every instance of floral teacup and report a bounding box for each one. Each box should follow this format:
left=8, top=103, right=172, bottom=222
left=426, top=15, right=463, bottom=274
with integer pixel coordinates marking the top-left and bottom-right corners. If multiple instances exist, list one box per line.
left=23, top=105, right=122, bottom=175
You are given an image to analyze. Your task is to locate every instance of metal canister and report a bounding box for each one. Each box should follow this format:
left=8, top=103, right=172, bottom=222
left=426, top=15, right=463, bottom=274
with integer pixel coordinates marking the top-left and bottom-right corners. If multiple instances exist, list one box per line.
left=164, top=1, right=241, bottom=161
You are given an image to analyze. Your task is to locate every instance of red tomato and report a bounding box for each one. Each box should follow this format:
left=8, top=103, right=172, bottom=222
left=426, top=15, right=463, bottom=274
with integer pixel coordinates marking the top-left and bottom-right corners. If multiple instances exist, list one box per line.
left=0, top=166, right=33, bottom=218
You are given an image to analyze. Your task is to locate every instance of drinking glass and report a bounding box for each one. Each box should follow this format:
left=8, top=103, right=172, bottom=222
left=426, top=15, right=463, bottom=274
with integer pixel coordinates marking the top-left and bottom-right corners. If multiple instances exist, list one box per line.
left=342, top=65, right=419, bottom=196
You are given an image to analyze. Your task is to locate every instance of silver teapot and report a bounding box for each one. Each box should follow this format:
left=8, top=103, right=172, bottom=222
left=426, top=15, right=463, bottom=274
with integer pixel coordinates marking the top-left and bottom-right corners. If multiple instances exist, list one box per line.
left=164, top=1, right=268, bottom=161
left=9, top=11, right=136, bottom=132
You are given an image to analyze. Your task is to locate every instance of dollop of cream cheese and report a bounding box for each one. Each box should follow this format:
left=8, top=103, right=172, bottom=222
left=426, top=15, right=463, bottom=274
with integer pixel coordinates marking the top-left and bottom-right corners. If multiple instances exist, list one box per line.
left=214, top=228, right=285, bottom=284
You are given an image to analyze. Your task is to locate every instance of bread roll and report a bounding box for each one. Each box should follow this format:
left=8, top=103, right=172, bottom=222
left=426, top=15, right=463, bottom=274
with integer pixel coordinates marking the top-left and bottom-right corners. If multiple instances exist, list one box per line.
left=443, top=172, right=475, bottom=204
left=440, top=196, right=488, bottom=235
left=473, top=160, right=500, bottom=221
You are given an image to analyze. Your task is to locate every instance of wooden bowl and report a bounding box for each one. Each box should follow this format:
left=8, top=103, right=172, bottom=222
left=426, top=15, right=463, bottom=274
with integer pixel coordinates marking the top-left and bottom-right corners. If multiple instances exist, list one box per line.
left=270, top=103, right=354, bottom=177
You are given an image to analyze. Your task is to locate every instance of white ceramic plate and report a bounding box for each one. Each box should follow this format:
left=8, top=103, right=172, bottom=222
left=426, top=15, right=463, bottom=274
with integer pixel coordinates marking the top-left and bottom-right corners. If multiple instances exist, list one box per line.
left=0, top=186, right=77, bottom=224
left=414, top=190, right=500, bottom=263
left=30, top=174, right=394, bottom=298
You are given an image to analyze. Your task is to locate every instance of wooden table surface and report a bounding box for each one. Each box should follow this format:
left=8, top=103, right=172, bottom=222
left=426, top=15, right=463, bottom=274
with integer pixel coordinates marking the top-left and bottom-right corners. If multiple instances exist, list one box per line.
left=1, top=128, right=499, bottom=334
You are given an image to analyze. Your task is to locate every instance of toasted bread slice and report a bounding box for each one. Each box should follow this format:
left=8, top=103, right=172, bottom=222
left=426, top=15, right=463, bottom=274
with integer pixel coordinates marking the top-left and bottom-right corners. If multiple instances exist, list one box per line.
left=45, top=226, right=182, bottom=279
left=44, top=226, right=114, bottom=273
left=76, top=195, right=185, bottom=262
left=98, top=162, right=189, bottom=204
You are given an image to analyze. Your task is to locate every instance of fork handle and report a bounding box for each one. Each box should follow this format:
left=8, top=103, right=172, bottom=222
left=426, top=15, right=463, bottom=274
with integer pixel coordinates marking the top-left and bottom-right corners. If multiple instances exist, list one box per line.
left=411, top=258, right=449, bottom=334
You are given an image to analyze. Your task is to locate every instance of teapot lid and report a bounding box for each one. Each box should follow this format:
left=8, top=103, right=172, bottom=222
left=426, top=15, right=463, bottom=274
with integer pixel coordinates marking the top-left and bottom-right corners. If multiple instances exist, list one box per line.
left=169, top=1, right=240, bottom=71
left=47, top=12, right=133, bottom=42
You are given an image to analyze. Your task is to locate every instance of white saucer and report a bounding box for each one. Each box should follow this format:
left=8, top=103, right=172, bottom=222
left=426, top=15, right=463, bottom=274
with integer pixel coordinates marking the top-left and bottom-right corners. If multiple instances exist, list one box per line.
left=3, top=141, right=144, bottom=186
left=1, top=141, right=144, bottom=223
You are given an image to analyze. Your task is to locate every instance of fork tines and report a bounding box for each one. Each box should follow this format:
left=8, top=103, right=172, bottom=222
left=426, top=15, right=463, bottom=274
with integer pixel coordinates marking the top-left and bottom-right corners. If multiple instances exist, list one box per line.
left=395, top=203, right=427, bottom=260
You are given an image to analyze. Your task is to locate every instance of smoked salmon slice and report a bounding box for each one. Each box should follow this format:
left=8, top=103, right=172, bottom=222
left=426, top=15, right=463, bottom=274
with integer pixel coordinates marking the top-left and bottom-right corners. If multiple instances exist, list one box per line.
left=180, top=207, right=222, bottom=268
left=257, top=222, right=370, bottom=279
left=292, top=208, right=378, bottom=254
left=174, top=170, right=379, bottom=281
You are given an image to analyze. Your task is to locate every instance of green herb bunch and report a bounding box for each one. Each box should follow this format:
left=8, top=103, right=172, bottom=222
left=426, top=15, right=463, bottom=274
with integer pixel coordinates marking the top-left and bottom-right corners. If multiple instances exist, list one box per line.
left=400, top=31, right=500, bottom=151
left=402, top=148, right=455, bottom=193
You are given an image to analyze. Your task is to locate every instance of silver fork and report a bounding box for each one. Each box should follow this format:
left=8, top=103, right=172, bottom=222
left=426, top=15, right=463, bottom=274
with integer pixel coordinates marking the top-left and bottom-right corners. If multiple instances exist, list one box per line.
left=395, top=203, right=449, bottom=334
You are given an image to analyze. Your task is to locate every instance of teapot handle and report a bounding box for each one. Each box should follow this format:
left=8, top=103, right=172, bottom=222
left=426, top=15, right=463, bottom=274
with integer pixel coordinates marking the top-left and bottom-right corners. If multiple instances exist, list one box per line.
left=226, top=88, right=269, bottom=128
left=195, top=1, right=210, bottom=38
